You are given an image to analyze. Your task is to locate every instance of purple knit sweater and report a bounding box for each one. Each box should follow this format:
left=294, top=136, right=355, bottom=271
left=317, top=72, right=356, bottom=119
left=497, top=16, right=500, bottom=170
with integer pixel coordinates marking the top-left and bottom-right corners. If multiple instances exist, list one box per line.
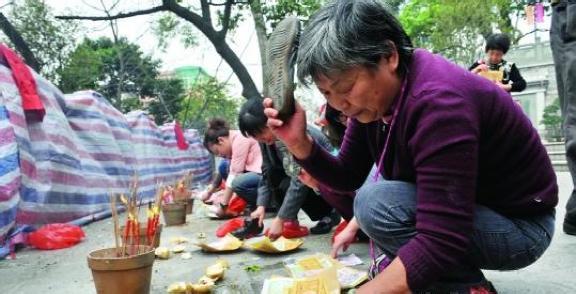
left=298, top=49, right=558, bottom=290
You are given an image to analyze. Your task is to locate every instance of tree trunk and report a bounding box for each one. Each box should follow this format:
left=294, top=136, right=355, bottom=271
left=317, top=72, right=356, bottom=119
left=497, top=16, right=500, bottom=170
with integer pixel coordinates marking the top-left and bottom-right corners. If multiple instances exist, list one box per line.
left=166, top=1, right=261, bottom=99
left=212, top=38, right=261, bottom=99
left=249, top=0, right=269, bottom=96
left=0, top=12, right=41, bottom=71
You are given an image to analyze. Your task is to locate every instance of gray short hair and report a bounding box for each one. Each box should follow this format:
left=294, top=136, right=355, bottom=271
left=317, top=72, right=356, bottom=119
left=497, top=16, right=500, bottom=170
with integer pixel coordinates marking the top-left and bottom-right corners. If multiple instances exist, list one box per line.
left=297, top=0, right=413, bottom=86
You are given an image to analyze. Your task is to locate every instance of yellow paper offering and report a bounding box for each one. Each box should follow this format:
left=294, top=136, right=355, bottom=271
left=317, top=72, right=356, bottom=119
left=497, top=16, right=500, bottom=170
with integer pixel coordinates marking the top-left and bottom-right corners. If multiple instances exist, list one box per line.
left=284, top=254, right=336, bottom=278
left=261, top=268, right=340, bottom=294
left=195, top=234, right=243, bottom=252
left=284, top=253, right=368, bottom=289
left=337, top=267, right=368, bottom=289
left=478, top=70, right=503, bottom=82
left=245, top=236, right=303, bottom=253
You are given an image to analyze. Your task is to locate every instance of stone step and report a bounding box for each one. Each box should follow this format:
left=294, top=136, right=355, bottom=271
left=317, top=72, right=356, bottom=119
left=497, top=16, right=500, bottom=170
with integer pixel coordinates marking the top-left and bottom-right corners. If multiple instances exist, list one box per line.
left=544, top=142, right=565, bottom=153
left=551, top=160, right=569, bottom=172
left=548, top=151, right=567, bottom=161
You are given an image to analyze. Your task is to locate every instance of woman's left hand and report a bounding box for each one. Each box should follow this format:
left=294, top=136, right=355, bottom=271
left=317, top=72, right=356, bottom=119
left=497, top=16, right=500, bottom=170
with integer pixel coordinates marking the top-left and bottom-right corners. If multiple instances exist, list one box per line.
left=298, top=169, right=319, bottom=190
left=495, top=81, right=512, bottom=92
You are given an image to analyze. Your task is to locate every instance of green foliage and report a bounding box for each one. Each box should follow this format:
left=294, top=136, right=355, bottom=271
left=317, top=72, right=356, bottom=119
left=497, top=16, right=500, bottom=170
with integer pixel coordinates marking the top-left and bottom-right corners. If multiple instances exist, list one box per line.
left=120, top=96, right=142, bottom=113
left=58, top=41, right=104, bottom=93
left=4, top=0, right=79, bottom=82
left=148, top=78, right=186, bottom=125
left=541, top=99, right=563, bottom=142
left=399, top=0, right=520, bottom=65
left=541, top=99, right=563, bottom=129
left=152, top=14, right=197, bottom=51
left=177, top=77, right=239, bottom=132
left=243, top=264, right=262, bottom=273
left=262, top=0, right=324, bottom=30
left=59, top=37, right=161, bottom=109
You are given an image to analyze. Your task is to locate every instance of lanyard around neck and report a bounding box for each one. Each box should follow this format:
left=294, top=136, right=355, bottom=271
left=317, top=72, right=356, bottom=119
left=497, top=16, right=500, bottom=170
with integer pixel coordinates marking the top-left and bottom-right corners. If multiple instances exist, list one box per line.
left=372, top=75, right=408, bottom=182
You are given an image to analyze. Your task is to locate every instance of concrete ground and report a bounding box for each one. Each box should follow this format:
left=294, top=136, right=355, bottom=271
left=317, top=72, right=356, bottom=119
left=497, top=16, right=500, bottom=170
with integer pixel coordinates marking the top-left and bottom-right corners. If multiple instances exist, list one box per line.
left=1, top=172, right=575, bottom=294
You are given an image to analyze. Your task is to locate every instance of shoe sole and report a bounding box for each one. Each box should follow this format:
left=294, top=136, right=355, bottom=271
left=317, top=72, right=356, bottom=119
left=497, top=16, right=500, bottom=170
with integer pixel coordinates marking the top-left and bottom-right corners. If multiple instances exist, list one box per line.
left=564, top=219, right=576, bottom=235
left=265, top=17, right=300, bottom=122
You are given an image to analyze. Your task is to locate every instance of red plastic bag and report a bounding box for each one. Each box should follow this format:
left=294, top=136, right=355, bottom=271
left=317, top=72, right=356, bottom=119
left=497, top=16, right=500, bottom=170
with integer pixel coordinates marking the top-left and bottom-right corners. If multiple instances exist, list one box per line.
left=216, top=217, right=244, bottom=238
left=226, top=195, right=247, bottom=215
left=28, top=223, right=85, bottom=250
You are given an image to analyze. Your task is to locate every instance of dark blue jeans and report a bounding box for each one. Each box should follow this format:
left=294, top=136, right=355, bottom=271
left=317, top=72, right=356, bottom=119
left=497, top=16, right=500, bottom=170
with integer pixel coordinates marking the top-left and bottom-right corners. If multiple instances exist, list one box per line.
left=354, top=180, right=555, bottom=287
left=230, top=172, right=261, bottom=210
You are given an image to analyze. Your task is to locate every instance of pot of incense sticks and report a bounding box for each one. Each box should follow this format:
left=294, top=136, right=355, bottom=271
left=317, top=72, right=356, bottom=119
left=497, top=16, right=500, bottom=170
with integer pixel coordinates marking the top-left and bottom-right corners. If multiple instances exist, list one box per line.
left=162, top=202, right=186, bottom=226
left=87, top=245, right=155, bottom=294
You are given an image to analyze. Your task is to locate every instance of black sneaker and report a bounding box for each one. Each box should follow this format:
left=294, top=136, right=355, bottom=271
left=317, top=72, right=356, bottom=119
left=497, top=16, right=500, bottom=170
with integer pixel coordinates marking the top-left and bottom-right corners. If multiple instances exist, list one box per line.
left=330, top=210, right=341, bottom=226
left=310, top=219, right=333, bottom=234
left=564, top=218, right=576, bottom=236
left=231, top=217, right=263, bottom=240
left=265, top=16, right=300, bottom=122
left=310, top=211, right=340, bottom=235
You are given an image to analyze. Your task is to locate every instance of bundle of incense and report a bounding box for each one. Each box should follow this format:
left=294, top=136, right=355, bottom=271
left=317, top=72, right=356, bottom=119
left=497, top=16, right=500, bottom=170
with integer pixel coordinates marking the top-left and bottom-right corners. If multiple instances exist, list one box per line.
left=149, top=185, right=163, bottom=247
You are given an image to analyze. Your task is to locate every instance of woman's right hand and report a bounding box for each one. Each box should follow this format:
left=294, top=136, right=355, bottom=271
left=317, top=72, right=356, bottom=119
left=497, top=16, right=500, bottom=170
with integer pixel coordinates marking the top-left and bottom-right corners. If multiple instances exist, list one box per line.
left=331, top=221, right=359, bottom=258
left=263, top=98, right=313, bottom=160
left=472, top=64, right=488, bottom=74
left=200, top=190, right=214, bottom=204
left=250, top=206, right=266, bottom=227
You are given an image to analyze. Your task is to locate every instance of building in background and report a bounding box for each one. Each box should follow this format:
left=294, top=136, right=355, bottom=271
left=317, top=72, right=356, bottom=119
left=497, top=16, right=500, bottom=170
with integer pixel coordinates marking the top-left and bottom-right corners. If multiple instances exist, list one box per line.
left=506, top=37, right=558, bottom=138
left=141, top=65, right=211, bottom=108
left=160, top=66, right=211, bottom=90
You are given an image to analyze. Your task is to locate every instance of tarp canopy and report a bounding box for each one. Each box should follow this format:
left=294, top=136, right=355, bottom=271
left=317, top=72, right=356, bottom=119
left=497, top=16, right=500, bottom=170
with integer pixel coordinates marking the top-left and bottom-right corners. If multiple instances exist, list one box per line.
left=0, top=62, right=212, bottom=243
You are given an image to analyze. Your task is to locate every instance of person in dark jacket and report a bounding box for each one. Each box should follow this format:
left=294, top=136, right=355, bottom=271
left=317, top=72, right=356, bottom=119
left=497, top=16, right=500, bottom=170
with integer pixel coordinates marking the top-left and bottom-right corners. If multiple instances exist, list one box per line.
left=237, top=98, right=341, bottom=239
left=469, top=33, right=527, bottom=93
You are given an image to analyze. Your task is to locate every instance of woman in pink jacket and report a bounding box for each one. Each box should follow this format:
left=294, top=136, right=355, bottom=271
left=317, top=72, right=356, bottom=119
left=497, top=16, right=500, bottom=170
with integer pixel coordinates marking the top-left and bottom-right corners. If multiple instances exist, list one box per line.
left=202, top=118, right=263, bottom=218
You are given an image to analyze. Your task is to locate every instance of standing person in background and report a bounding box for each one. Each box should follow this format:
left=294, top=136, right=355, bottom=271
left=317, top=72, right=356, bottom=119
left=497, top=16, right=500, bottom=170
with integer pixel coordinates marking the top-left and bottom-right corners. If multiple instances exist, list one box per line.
left=470, top=33, right=527, bottom=93
left=550, top=0, right=576, bottom=235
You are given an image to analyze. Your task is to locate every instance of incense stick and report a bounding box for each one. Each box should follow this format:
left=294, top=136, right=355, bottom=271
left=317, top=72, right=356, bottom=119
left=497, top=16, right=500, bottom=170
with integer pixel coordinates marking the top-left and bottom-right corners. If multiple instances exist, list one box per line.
left=110, top=194, right=120, bottom=256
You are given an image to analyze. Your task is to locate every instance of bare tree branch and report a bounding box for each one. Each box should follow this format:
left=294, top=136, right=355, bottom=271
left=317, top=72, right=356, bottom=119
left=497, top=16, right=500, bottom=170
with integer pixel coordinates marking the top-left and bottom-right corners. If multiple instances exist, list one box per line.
left=56, top=5, right=167, bottom=21
left=99, top=0, right=125, bottom=105
left=515, top=28, right=549, bottom=43
left=164, top=0, right=259, bottom=98
left=163, top=0, right=216, bottom=39
left=0, top=12, right=41, bottom=71
left=208, top=0, right=249, bottom=6
left=200, top=0, right=211, bottom=23
left=219, top=0, right=233, bottom=39
left=249, top=0, right=268, bottom=94
left=81, top=0, right=103, bottom=12
left=109, top=0, right=121, bottom=12
left=58, top=0, right=260, bottom=99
